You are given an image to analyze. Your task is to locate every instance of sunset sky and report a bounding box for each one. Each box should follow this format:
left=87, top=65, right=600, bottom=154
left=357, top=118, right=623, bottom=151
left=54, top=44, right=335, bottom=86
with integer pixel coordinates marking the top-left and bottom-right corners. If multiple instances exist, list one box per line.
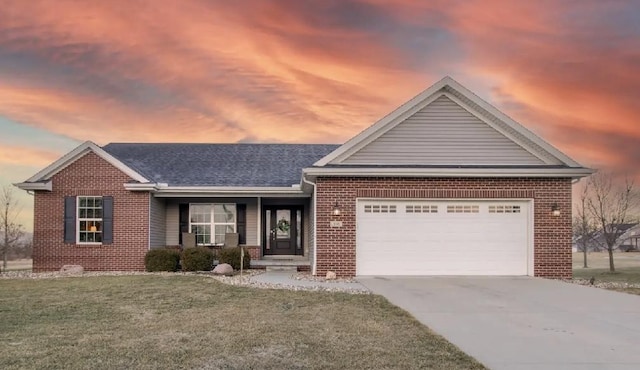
left=1, top=0, right=639, bottom=230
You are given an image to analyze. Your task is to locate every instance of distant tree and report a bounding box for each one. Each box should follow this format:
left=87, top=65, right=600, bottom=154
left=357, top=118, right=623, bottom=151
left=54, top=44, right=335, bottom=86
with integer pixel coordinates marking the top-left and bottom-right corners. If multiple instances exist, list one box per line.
left=573, top=183, right=598, bottom=268
left=585, top=172, right=638, bottom=272
left=0, top=185, right=25, bottom=273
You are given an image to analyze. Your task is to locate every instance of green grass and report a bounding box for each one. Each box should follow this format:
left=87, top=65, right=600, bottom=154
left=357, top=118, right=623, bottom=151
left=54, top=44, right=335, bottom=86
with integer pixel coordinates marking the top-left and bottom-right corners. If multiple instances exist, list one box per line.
left=573, top=267, right=640, bottom=284
left=0, top=275, right=484, bottom=370
left=573, top=266, right=640, bottom=296
left=573, top=252, right=640, bottom=295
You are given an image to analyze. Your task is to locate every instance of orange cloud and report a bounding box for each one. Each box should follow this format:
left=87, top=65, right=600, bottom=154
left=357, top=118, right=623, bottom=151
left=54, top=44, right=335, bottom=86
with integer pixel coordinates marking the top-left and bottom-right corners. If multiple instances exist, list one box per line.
left=0, top=0, right=432, bottom=146
left=0, top=144, right=60, bottom=168
left=1, top=0, right=638, bottom=175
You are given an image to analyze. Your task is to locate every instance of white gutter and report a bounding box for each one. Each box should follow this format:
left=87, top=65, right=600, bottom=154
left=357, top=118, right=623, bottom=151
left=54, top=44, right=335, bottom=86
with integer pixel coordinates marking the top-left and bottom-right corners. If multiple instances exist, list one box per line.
left=14, top=181, right=52, bottom=191
left=256, top=197, right=262, bottom=246
left=301, top=175, right=318, bottom=276
left=124, top=183, right=308, bottom=197
left=147, top=193, right=151, bottom=251
left=303, top=166, right=595, bottom=178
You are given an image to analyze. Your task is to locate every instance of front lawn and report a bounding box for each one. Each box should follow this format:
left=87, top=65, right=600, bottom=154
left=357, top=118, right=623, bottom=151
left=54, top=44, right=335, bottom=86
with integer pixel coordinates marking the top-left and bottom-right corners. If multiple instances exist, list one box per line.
left=573, top=252, right=640, bottom=295
left=0, top=275, right=484, bottom=369
left=573, top=267, right=640, bottom=284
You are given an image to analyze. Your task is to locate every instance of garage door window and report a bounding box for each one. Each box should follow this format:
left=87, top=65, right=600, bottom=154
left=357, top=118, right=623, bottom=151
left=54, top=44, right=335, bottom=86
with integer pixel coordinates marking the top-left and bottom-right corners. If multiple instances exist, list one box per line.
left=364, top=204, right=397, bottom=213
left=406, top=205, right=438, bottom=213
left=446, top=205, right=479, bottom=213
left=489, top=205, right=521, bottom=213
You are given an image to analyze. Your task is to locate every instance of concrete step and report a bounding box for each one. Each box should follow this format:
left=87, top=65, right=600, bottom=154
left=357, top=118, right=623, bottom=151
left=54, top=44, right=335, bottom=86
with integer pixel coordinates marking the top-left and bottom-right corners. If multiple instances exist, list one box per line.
left=252, top=258, right=310, bottom=268
left=265, top=265, right=298, bottom=272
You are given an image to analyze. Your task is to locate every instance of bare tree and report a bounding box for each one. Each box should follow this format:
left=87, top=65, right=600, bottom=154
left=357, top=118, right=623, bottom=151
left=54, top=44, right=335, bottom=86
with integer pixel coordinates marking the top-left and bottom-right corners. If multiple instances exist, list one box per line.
left=0, top=185, right=25, bottom=273
left=573, top=183, right=598, bottom=268
left=585, top=172, right=637, bottom=272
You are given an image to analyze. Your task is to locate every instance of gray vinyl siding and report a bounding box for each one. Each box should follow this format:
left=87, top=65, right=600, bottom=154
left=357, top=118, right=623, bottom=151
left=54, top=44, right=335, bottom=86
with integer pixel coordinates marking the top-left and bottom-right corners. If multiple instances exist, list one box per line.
left=244, top=199, right=258, bottom=246
left=165, top=201, right=179, bottom=246
left=164, top=198, right=258, bottom=246
left=304, top=205, right=310, bottom=257
left=342, top=95, right=545, bottom=165
left=308, top=194, right=315, bottom=268
left=149, top=196, right=166, bottom=249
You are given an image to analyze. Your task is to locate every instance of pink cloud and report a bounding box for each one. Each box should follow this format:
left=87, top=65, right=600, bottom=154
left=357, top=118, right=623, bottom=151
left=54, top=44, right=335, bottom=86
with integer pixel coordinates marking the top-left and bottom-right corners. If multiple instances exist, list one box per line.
left=0, top=0, right=638, bottom=176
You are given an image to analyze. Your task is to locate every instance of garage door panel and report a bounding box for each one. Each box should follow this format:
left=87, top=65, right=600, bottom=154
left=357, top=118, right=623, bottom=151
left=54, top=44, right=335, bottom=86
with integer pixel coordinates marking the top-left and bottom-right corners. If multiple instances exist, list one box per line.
left=356, top=200, right=530, bottom=276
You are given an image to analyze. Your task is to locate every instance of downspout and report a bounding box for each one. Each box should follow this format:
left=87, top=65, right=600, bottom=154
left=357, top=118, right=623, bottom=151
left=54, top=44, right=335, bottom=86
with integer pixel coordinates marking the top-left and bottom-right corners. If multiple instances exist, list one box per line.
left=147, top=193, right=151, bottom=250
left=301, top=175, right=317, bottom=275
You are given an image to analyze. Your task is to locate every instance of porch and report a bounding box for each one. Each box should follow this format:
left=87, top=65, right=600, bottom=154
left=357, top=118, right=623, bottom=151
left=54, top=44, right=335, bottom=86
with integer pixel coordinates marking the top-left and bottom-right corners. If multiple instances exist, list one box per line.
left=150, top=195, right=314, bottom=269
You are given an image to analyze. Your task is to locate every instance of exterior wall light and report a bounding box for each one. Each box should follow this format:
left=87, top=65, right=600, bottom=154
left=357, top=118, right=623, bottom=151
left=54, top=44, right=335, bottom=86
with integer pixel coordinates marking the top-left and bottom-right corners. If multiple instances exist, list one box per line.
left=551, top=203, right=561, bottom=217
left=332, top=202, right=341, bottom=216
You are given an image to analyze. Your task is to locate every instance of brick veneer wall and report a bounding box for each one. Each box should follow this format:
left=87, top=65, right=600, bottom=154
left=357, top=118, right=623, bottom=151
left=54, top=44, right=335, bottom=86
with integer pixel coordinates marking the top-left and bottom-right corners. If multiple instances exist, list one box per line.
left=315, top=177, right=572, bottom=279
left=32, top=152, right=149, bottom=272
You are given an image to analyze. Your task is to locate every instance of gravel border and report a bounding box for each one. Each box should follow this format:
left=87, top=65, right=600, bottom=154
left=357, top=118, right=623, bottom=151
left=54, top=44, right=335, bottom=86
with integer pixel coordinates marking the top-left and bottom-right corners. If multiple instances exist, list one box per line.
left=292, top=272, right=359, bottom=284
left=0, top=270, right=370, bottom=294
left=567, top=278, right=640, bottom=291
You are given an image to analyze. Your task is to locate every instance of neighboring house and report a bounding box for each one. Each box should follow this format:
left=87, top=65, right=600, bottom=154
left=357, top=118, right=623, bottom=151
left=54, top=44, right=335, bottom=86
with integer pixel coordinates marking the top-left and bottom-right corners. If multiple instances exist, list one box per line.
left=573, top=223, right=640, bottom=252
left=16, top=77, right=594, bottom=278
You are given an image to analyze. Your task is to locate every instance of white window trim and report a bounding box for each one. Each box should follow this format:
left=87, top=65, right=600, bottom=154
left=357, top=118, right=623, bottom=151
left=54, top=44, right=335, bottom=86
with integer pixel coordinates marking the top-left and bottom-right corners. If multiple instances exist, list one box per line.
left=77, top=196, right=103, bottom=245
left=189, top=203, right=237, bottom=246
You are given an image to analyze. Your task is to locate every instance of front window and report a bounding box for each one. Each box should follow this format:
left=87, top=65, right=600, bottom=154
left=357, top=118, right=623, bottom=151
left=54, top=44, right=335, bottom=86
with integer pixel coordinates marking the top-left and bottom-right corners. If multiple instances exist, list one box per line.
left=78, top=196, right=102, bottom=243
left=189, top=204, right=236, bottom=245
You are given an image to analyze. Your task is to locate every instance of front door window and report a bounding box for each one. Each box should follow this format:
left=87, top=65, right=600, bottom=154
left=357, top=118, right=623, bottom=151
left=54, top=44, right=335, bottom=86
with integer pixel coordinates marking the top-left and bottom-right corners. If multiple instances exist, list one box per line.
left=276, top=210, right=291, bottom=239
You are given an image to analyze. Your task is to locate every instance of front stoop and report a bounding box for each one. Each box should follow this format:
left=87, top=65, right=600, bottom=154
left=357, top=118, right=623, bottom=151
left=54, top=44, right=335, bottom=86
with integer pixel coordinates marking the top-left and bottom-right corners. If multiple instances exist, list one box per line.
left=252, top=256, right=310, bottom=272
left=265, top=265, right=298, bottom=272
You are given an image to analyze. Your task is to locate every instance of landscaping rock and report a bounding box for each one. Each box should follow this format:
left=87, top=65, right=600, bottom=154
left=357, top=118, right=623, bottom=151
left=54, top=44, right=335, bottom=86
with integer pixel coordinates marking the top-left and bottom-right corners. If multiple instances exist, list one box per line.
left=325, top=271, right=337, bottom=280
left=60, top=265, right=84, bottom=274
left=213, top=263, right=234, bottom=275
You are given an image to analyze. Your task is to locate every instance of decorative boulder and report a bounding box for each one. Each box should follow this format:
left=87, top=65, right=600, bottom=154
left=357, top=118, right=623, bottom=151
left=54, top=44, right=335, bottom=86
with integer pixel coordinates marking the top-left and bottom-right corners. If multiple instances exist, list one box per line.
left=213, top=263, right=234, bottom=275
left=60, top=265, right=84, bottom=274
left=325, top=271, right=337, bottom=280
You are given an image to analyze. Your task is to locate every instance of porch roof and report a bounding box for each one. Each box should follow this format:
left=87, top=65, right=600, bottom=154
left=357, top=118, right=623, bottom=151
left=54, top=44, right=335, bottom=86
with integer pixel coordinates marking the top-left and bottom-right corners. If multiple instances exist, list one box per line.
left=103, top=143, right=339, bottom=187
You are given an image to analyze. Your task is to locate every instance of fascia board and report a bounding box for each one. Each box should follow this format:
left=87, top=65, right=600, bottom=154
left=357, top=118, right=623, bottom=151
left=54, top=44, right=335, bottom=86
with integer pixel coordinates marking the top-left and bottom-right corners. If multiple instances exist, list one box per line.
left=331, top=92, right=446, bottom=165
left=127, top=184, right=309, bottom=197
left=303, top=166, right=595, bottom=178
left=313, top=77, right=452, bottom=167
left=314, top=76, right=586, bottom=170
left=442, top=92, right=553, bottom=165
left=443, top=79, right=584, bottom=167
left=14, top=181, right=52, bottom=191
left=26, top=141, right=149, bottom=183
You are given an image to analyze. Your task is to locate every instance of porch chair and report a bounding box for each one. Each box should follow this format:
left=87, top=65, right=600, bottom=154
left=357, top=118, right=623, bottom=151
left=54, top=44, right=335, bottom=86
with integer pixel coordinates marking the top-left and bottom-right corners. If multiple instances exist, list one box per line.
left=182, top=232, right=196, bottom=249
left=223, top=233, right=239, bottom=248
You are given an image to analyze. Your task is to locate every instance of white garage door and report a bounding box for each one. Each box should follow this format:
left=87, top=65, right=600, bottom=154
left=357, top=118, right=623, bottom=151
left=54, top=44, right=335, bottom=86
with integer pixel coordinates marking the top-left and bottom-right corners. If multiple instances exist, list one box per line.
left=356, top=200, right=531, bottom=276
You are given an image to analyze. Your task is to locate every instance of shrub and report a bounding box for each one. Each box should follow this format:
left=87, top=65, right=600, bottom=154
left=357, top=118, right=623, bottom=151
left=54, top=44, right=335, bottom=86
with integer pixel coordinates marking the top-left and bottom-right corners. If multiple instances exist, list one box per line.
left=145, top=248, right=180, bottom=272
left=217, top=247, right=251, bottom=270
left=181, top=247, right=214, bottom=271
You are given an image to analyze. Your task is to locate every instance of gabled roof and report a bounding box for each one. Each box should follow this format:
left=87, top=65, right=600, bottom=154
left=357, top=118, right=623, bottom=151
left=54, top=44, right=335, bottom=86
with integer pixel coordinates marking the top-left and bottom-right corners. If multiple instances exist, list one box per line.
left=15, top=141, right=149, bottom=190
left=102, top=143, right=338, bottom=187
left=309, top=76, right=593, bottom=178
left=17, top=141, right=338, bottom=193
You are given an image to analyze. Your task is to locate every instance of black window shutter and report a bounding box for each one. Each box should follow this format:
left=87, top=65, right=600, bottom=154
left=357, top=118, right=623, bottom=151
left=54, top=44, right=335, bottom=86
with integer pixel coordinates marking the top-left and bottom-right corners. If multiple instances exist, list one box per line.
left=102, top=196, right=114, bottom=244
left=237, top=204, right=246, bottom=245
left=64, top=196, right=76, bottom=244
left=179, top=203, right=189, bottom=245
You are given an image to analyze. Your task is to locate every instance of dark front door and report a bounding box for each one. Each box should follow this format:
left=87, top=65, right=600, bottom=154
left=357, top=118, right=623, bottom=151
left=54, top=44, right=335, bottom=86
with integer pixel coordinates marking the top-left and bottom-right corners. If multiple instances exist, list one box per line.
left=263, top=206, right=303, bottom=255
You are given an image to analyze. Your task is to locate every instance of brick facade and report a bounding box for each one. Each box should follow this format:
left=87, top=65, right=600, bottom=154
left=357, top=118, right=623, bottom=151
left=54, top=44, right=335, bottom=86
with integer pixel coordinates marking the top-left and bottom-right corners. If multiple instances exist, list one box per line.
left=32, top=152, right=149, bottom=272
left=315, top=177, right=572, bottom=279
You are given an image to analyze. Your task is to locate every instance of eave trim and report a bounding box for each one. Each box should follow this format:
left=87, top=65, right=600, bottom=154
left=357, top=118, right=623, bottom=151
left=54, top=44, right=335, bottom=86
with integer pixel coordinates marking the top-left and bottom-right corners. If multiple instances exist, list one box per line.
left=313, top=76, right=586, bottom=169
left=14, top=181, right=52, bottom=191
left=303, top=166, right=595, bottom=178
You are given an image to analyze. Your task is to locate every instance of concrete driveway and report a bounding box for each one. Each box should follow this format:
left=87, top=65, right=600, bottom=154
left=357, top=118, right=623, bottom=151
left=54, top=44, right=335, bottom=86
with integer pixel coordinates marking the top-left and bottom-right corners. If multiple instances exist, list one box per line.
left=358, top=276, right=640, bottom=370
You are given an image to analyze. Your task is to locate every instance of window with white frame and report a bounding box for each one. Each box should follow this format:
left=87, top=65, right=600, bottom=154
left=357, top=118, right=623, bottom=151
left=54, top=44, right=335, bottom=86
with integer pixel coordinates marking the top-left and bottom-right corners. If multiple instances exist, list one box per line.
left=189, top=204, right=236, bottom=245
left=78, top=196, right=103, bottom=243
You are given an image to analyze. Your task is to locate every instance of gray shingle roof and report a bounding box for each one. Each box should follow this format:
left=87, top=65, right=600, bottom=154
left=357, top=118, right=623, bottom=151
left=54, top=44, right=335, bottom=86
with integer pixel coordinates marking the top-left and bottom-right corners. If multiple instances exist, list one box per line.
left=102, top=143, right=339, bottom=187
